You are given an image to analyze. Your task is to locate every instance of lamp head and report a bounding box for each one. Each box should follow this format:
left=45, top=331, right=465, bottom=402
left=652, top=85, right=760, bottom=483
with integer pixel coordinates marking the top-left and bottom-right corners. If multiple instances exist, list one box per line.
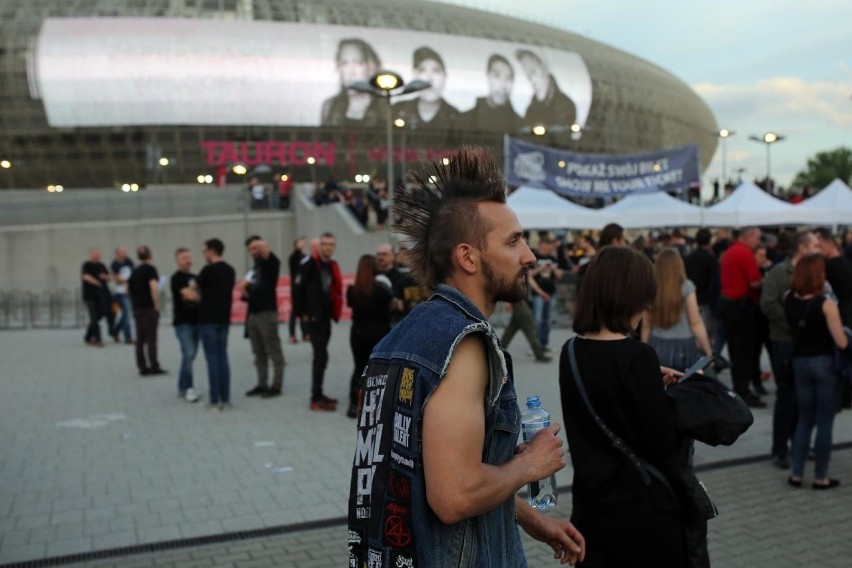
left=371, top=71, right=403, bottom=92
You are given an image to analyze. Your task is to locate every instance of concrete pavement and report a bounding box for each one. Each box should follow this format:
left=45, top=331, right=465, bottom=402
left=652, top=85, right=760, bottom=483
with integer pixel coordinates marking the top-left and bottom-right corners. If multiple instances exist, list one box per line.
left=1, top=322, right=851, bottom=566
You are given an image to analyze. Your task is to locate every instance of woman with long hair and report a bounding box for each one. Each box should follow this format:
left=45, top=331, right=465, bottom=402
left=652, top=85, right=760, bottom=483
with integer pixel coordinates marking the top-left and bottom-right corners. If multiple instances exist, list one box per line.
left=559, top=246, right=688, bottom=566
left=784, top=254, right=848, bottom=489
left=346, top=254, right=394, bottom=418
left=320, top=38, right=382, bottom=127
left=642, top=247, right=713, bottom=370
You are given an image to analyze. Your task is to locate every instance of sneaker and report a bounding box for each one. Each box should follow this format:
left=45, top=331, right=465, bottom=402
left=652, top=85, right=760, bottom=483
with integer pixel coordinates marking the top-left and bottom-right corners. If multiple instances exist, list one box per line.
left=261, top=388, right=282, bottom=399
left=147, top=368, right=167, bottom=376
left=346, top=404, right=358, bottom=418
left=310, top=399, right=336, bottom=412
left=245, top=385, right=268, bottom=397
left=204, top=403, right=218, bottom=410
left=772, top=455, right=790, bottom=469
left=743, top=394, right=767, bottom=409
left=219, top=403, right=232, bottom=412
left=534, top=355, right=553, bottom=363
left=185, top=388, right=200, bottom=403
left=317, top=394, right=339, bottom=404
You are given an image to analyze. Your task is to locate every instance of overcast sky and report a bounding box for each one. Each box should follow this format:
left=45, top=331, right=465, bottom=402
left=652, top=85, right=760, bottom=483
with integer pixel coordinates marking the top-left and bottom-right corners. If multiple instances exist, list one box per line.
left=438, top=0, right=852, bottom=192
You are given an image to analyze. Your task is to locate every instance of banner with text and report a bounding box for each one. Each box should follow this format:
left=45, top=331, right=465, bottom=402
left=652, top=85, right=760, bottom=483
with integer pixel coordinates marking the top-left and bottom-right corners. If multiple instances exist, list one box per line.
left=505, top=138, right=699, bottom=197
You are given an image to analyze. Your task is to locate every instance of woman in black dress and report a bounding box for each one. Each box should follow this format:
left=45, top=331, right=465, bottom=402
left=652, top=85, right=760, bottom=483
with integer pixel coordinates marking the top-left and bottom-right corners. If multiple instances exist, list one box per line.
left=346, top=254, right=394, bottom=418
left=559, top=246, right=687, bottom=567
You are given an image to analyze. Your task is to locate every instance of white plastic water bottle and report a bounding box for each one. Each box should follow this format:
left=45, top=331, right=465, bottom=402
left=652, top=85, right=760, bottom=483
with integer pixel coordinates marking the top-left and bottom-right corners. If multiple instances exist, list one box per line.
left=521, top=395, right=558, bottom=509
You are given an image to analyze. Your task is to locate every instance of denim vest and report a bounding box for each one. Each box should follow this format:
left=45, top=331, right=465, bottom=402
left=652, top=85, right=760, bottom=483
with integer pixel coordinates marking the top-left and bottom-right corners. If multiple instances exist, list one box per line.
left=348, top=284, right=526, bottom=568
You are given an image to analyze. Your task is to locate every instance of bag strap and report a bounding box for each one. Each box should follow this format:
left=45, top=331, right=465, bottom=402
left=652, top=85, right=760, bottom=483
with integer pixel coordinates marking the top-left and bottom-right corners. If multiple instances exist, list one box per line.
left=567, top=337, right=674, bottom=493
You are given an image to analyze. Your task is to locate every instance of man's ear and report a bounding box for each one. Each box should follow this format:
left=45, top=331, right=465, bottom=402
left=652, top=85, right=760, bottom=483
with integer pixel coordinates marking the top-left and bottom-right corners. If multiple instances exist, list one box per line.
left=454, top=243, right=478, bottom=276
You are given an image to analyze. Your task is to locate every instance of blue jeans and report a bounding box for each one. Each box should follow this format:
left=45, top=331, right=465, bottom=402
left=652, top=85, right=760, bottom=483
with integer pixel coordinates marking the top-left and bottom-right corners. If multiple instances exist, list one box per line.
left=530, top=294, right=553, bottom=349
left=174, top=324, right=199, bottom=393
left=200, top=324, right=230, bottom=404
left=112, top=293, right=133, bottom=341
left=791, top=355, right=839, bottom=479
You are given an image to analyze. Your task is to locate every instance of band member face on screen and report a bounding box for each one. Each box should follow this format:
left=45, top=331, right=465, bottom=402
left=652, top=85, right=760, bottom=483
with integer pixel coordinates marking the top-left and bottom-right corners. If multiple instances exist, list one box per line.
left=517, top=51, right=550, bottom=101
left=412, top=47, right=447, bottom=104
left=338, top=39, right=379, bottom=91
left=486, top=56, right=514, bottom=107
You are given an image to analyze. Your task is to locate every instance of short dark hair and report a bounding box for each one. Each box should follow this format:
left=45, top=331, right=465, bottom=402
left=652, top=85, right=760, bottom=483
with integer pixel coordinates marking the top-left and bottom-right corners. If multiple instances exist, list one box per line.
left=793, top=230, right=814, bottom=253
left=245, top=235, right=262, bottom=247
left=814, top=227, right=838, bottom=249
left=320, top=231, right=336, bottom=241
left=695, top=228, right=712, bottom=246
left=791, top=254, right=825, bottom=296
left=486, top=53, right=512, bottom=75
left=174, top=247, right=189, bottom=256
left=204, top=238, right=224, bottom=256
left=598, top=223, right=624, bottom=247
left=573, top=246, right=656, bottom=335
left=393, top=147, right=506, bottom=290
left=515, top=48, right=545, bottom=68
left=137, top=245, right=151, bottom=261
left=413, top=46, right=444, bottom=71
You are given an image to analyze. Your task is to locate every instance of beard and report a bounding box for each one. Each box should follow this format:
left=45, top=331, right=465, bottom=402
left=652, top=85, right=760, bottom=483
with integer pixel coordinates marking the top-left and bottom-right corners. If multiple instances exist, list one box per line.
left=481, top=257, right=528, bottom=303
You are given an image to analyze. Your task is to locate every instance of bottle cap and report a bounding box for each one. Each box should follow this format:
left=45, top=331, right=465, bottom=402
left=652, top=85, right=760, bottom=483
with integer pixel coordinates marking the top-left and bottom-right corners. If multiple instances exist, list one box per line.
left=526, top=395, right=541, bottom=408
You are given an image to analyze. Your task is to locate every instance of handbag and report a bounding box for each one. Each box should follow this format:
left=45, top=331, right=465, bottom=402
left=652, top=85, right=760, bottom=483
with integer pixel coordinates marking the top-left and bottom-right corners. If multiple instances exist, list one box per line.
left=665, top=373, right=753, bottom=446
left=567, top=338, right=716, bottom=568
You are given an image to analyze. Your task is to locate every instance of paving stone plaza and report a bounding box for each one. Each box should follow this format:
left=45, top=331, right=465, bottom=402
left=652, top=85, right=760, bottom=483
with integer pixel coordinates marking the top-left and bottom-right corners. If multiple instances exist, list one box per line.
left=1, top=323, right=851, bottom=567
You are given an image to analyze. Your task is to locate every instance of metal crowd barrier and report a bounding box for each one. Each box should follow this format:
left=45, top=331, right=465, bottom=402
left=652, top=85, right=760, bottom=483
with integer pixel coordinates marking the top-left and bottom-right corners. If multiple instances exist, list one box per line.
left=0, top=289, right=84, bottom=330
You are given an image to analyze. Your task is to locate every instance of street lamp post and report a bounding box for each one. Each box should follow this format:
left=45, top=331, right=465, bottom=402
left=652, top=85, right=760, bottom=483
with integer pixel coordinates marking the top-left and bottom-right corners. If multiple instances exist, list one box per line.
left=717, top=129, right=735, bottom=189
left=748, top=132, right=784, bottom=194
left=349, top=72, right=430, bottom=202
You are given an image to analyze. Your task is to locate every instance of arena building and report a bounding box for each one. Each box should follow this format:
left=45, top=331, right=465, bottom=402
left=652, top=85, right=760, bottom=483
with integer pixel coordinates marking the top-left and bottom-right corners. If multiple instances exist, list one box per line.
left=0, top=0, right=717, bottom=190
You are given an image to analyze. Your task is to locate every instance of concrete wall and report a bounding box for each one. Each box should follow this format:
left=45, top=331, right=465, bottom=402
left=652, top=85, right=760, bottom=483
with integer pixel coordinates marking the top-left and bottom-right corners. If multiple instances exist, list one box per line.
left=0, top=185, right=392, bottom=291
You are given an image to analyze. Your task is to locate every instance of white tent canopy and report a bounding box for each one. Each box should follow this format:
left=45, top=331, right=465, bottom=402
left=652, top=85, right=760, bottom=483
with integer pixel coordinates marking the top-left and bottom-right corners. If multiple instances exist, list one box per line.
left=507, top=185, right=603, bottom=229
left=704, top=182, right=801, bottom=227
left=599, top=191, right=705, bottom=228
left=793, top=178, right=852, bottom=226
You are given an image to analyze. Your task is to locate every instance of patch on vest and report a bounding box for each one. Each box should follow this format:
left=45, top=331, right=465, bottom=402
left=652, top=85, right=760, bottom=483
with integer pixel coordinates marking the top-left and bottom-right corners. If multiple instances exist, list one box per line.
left=367, top=547, right=383, bottom=568
left=383, top=500, right=413, bottom=548
left=390, top=550, right=417, bottom=567
left=397, top=366, right=417, bottom=408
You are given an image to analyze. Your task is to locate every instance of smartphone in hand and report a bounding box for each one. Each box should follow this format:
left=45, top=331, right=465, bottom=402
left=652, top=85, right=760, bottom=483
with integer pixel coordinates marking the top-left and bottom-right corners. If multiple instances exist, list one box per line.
left=679, top=355, right=715, bottom=383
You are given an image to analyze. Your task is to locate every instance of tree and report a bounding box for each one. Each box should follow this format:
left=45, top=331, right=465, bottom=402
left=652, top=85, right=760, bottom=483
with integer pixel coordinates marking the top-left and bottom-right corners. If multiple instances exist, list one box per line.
left=793, top=147, right=852, bottom=190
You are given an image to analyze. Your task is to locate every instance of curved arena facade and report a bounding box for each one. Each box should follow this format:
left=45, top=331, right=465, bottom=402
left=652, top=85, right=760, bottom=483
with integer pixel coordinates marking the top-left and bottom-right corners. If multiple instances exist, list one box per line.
left=0, top=0, right=717, bottom=190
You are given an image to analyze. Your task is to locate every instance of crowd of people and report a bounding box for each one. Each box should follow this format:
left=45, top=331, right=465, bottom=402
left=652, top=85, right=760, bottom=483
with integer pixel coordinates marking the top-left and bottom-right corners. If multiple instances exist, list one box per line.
left=79, top=147, right=850, bottom=567
left=79, top=234, right=424, bottom=415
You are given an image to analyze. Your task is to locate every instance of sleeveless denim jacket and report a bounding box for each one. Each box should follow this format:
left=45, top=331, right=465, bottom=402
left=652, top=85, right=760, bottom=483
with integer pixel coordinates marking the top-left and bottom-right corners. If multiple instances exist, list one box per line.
left=348, top=285, right=526, bottom=567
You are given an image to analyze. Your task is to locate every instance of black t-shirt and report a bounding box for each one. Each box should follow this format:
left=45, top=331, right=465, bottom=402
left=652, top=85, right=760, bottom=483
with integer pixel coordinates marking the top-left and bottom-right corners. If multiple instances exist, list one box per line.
left=247, top=253, right=280, bottom=313
left=392, top=268, right=422, bottom=319
left=129, top=264, right=159, bottom=309
left=533, top=252, right=559, bottom=296
left=785, top=294, right=834, bottom=357
left=559, top=338, right=679, bottom=517
left=684, top=248, right=718, bottom=306
left=81, top=261, right=108, bottom=301
left=196, top=261, right=236, bottom=325
left=347, top=281, right=393, bottom=330
left=288, top=249, right=306, bottom=278
left=826, top=257, right=852, bottom=326
left=170, top=271, right=199, bottom=326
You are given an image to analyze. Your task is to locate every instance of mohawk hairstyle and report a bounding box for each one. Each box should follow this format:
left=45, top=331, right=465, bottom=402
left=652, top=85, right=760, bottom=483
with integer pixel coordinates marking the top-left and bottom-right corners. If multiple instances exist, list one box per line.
left=392, top=147, right=506, bottom=290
